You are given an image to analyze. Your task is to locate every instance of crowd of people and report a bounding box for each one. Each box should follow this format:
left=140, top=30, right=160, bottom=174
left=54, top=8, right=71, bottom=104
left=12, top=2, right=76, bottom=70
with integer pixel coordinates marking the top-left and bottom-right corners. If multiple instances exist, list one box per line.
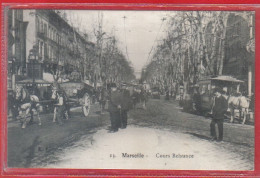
left=8, top=81, right=149, bottom=130
left=50, top=82, right=149, bottom=132
left=98, top=83, right=148, bottom=133
left=10, top=81, right=249, bottom=141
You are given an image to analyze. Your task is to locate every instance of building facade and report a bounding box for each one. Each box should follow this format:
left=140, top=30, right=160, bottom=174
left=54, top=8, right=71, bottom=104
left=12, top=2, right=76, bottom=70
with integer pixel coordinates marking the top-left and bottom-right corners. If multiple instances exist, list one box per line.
left=7, top=9, right=28, bottom=89
left=21, top=9, right=96, bottom=82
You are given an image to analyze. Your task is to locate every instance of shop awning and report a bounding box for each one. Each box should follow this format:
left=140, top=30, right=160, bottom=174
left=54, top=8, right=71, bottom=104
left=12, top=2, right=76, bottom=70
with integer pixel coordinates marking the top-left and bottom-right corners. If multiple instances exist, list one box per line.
left=16, top=79, right=52, bottom=85
left=210, top=75, right=244, bottom=83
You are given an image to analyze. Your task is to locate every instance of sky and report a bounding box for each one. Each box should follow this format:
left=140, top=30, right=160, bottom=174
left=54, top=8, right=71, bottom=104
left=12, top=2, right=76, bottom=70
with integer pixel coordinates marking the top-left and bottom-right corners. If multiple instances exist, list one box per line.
left=65, top=10, right=174, bottom=78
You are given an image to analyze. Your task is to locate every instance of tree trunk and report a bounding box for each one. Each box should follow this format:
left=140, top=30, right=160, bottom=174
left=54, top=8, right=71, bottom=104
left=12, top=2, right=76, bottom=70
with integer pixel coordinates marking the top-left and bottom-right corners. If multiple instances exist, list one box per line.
left=218, top=14, right=228, bottom=75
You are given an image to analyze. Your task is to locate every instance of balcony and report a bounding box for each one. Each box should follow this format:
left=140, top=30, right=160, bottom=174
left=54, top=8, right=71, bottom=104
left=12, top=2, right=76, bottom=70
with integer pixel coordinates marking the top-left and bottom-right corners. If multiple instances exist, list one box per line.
left=37, top=32, right=46, bottom=40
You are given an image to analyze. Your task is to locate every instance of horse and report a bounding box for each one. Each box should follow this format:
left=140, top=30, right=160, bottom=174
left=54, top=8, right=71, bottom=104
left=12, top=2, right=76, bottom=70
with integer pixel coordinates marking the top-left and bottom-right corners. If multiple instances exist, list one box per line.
left=51, top=87, right=69, bottom=122
left=15, top=86, right=41, bottom=128
left=227, top=92, right=250, bottom=124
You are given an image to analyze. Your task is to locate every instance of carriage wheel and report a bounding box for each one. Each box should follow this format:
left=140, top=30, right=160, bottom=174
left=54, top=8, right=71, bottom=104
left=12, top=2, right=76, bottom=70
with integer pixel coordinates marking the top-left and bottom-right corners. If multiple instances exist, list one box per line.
left=82, top=93, right=91, bottom=117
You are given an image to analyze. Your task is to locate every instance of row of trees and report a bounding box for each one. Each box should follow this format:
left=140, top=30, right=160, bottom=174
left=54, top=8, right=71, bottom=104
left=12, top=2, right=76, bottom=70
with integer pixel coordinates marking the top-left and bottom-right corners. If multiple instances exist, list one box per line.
left=50, top=11, right=135, bottom=87
left=92, top=12, right=135, bottom=86
left=141, top=11, right=253, bottom=95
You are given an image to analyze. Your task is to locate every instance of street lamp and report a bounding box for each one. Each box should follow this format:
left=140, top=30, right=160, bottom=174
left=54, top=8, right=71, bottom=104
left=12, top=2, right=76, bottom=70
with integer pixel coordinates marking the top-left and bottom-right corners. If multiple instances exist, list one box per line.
left=28, top=45, right=38, bottom=94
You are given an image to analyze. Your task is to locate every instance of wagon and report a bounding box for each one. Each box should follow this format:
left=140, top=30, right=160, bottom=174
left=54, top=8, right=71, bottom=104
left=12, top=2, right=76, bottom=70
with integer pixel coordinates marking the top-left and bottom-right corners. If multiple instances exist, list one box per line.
left=191, top=75, right=244, bottom=114
left=181, top=75, right=244, bottom=114
left=58, top=81, right=95, bottom=117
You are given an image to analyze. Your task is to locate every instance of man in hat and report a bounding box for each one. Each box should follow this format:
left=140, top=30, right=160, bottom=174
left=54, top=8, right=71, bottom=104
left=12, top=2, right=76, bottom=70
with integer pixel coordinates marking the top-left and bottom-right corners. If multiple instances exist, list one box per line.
left=8, top=89, right=18, bottom=120
left=55, top=90, right=65, bottom=125
left=193, top=86, right=201, bottom=113
left=108, top=83, right=121, bottom=132
left=210, top=88, right=228, bottom=141
left=120, top=83, right=131, bottom=129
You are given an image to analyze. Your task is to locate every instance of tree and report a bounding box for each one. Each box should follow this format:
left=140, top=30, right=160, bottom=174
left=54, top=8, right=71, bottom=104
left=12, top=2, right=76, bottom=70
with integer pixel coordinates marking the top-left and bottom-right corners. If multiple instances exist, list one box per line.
left=142, top=11, right=231, bottom=94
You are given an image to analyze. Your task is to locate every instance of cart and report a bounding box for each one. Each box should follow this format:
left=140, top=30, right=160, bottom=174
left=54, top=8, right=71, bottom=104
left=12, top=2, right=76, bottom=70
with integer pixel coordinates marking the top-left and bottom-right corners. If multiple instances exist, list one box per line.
left=58, top=81, right=95, bottom=117
left=195, top=75, right=244, bottom=114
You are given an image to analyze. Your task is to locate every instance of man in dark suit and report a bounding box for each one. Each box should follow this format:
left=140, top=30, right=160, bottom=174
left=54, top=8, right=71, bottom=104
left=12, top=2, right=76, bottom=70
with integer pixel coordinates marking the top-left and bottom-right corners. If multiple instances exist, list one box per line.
left=120, top=83, right=131, bottom=129
left=108, top=83, right=121, bottom=132
left=210, top=88, right=228, bottom=142
left=8, top=90, right=18, bottom=120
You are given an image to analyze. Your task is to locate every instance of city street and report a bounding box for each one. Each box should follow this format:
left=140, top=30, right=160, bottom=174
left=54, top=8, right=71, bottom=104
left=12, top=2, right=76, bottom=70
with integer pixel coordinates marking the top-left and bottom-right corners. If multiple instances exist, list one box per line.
left=4, top=9, right=256, bottom=176
left=7, top=98, right=254, bottom=170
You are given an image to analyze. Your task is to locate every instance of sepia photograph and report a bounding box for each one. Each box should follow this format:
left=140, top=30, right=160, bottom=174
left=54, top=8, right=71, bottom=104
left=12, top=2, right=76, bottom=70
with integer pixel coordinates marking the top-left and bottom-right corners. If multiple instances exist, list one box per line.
left=5, top=9, right=255, bottom=170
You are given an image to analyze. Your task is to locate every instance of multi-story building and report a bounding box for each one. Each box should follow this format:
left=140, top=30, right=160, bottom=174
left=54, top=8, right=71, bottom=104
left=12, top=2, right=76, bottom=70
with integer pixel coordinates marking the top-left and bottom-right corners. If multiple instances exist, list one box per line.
left=7, top=9, right=28, bottom=89
left=7, top=9, right=96, bottom=90
left=21, top=9, right=96, bottom=81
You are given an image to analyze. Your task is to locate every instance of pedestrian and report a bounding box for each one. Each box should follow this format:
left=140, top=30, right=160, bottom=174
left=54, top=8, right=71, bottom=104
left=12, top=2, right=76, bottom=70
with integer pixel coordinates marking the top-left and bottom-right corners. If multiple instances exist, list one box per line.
left=210, top=88, right=228, bottom=142
left=249, top=92, right=255, bottom=112
left=108, top=83, right=121, bottom=132
left=61, top=91, right=70, bottom=120
left=27, top=85, right=40, bottom=125
left=55, top=90, right=65, bottom=125
left=193, top=87, right=201, bottom=113
left=8, top=90, right=18, bottom=120
left=132, top=87, right=139, bottom=109
left=120, top=83, right=131, bottom=129
left=140, top=87, right=148, bottom=109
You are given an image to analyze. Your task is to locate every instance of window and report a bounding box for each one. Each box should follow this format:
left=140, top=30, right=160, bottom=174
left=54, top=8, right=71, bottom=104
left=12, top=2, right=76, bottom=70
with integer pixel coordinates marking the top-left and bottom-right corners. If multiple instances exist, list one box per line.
left=40, top=21, right=43, bottom=33
left=50, top=48, right=53, bottom=60
left=53, top=50, right=57, bottom=60
left=48, top=27, right=50, bottom=38
left=53, top=30, right=56, bottom=41
left=51, top=28, right=53, bottom=40
left=46, top=45, right=48, bottom=58
left=14, top=10, right=17, bottom=19
left=36, top=17, right=39, bottom=32
left=48, top=45, right=51, bottom=57
left=40, top=41, right=43, bottom=57
left=44, top=24, right=47, bottom=36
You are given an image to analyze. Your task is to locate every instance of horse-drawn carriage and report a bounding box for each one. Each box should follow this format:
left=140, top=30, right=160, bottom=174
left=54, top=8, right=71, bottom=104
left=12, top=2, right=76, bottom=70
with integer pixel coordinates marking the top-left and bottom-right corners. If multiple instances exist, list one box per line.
left=194, top=76, right=244, bottom=112
left=12, top=79, right=95, bottom=128
left=184, top=75, right=253, bottom=124
left=52, top=81, right=95, bottom=118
